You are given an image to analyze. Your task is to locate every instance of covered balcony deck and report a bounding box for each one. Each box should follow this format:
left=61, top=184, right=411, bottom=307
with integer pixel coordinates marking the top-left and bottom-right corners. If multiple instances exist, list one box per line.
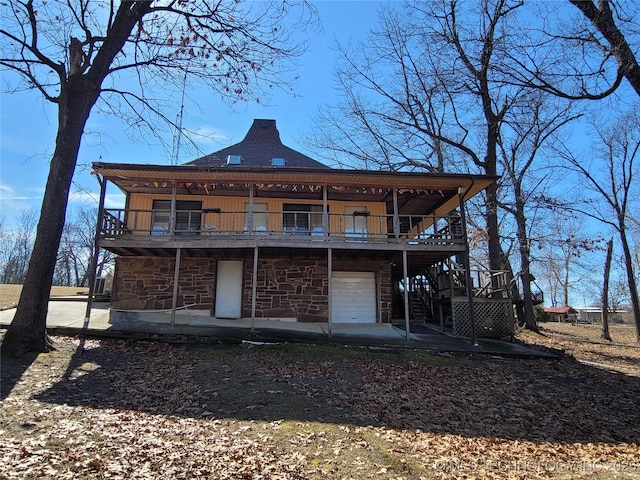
left=98, top=207, right=466, bottom=254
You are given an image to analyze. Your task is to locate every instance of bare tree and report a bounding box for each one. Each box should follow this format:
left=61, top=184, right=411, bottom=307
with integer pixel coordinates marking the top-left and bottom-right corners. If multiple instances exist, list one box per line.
left=508, top=1, right=640, bottom=100
left=632, top=212, right=640, bottom=269
left=607, top=277, right=632, bottom=318
left=0, top=210, right=38, bottom=284
left=568, top=0, right=640, bottom=98
left=0, top=217, right=12, bottom=282
left=54, top=208, right=114, bottom=287
left=557, top=106, right=640, bottom=341
left=497, top=91, right=581, bottom=328
left=304, top=0, right=585, bottom=329
left=0, top=0, right=315, bottom=356
left=307, top=0, right=517, bottom=267
left=535, top=213, right=602, bottom=307
left=53, top=224, right=75, bottom=287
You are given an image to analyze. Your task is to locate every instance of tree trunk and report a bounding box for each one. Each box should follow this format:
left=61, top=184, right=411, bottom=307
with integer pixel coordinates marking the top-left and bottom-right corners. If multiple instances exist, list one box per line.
left=1, top=80, right=99, bottom=357
left=1, top=1, right=151, bottom=357
left=563, top=249, right=571, bottom=306
left=486, top=182, right=504, bottom=272
left=618, top=225, right=640, bottom=342
left=601, top=237, right=613, bottom=341
left=481, top=66, right=522, bottom=321
left=514, top=191, right=537, bottom=331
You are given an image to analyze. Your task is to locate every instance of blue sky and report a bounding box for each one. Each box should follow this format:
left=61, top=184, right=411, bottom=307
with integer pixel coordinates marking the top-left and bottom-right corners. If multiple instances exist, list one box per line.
left=1, top=1, right=636, bottom=307
left=0, top=1, right=383, bottom=226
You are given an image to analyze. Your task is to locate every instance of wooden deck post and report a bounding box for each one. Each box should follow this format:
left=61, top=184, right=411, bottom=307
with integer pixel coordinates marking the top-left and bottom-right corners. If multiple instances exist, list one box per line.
left=322, top=185, right=329, bottom=236
left=170, top=247, right=181, bottom=327
left=327, top=248, right=332, bottom=337
left=84, top=173, right=107, bottom=324
left=251, top=246, right=259, bottom=332
left=458, top=186, right=477, bottom=346
left=403, top=249, right=410, bottom=341
left=247, top=184, right=255, bottom=232
left=393, top=189, right=400, bottom=239
left=169, top=182, right=177, bottom=235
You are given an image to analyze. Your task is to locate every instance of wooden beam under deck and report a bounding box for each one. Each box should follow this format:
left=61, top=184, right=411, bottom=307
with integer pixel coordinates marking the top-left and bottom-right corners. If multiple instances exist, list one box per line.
left=131, top=247, right=157, bottom=256
left=98, top=235, right=465, bottom=253
left=100, top=236, right=461, bottom=272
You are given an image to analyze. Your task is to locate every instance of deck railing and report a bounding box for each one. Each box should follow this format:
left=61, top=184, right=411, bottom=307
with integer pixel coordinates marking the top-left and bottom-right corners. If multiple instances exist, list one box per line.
left=99, top=208, right=465, bottom=246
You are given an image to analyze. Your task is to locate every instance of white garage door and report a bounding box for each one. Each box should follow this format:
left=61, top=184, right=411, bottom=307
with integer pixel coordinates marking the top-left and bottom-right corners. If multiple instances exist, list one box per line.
left=331, top=272, right=376, bottom=323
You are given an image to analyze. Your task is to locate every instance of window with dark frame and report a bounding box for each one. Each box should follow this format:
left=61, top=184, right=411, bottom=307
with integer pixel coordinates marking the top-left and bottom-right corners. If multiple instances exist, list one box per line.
left=283, top=204, right=324, bottom=236
left=151, top=200, right=202, bottom=235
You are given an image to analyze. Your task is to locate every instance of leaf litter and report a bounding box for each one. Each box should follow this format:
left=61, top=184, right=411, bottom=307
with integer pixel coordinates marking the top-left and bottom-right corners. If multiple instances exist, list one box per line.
left=1, top=335, right=639, bottom=479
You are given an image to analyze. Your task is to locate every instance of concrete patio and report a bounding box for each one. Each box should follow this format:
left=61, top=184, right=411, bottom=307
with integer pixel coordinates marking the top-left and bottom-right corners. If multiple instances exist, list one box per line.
left=0, top=298, right=556, bottom=358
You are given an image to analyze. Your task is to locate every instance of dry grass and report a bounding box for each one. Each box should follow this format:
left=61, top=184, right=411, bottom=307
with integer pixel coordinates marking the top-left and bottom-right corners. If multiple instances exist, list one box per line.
left=0, top=284, right=87, bottom=310
left=539, top=321, right=638, bottom=345
left=517, top=322, right=640, bottom=377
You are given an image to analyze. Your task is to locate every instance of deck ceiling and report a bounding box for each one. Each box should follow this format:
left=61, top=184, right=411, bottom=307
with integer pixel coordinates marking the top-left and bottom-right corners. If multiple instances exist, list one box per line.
left=94, top=162, right=496, bottom=217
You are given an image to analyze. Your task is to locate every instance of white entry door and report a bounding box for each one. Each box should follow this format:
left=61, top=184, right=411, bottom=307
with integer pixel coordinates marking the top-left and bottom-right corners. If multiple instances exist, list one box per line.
left=215, top=260, right=243, bottom=318
left=331, top=272, right=376, bottom=323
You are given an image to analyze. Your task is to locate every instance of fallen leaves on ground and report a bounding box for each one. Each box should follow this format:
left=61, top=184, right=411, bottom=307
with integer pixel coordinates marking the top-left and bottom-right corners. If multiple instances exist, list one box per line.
left=1, top=335, right=639, bottom=479
left=517, top=323, right=640, bottom=377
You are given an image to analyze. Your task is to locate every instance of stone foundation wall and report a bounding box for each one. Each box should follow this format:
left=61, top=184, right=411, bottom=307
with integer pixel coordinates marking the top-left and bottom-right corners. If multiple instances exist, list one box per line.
left=112, top=256, right=216, bottom=310
left=245, top=259, right=329, bottom=322
left=112, top=255, right=393, bottom=322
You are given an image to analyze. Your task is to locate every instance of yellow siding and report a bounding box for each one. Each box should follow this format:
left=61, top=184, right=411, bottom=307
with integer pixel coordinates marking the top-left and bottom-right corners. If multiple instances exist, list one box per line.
left=125, top=195, right=152, bottom=234
left=124, top=193, right=388, bottom=235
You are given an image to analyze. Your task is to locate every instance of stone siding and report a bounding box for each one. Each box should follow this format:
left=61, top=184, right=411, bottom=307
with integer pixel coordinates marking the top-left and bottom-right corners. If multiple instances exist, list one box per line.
left=112, top=255, right=393, bottom=322
left=112, top=256, right=216, bottom=310
left=246, top=259, right=328, bottom=321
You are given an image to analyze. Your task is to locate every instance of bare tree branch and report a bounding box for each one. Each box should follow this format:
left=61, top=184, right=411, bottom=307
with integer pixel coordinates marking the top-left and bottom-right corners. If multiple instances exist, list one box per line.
left=0, top=0, right=317, bottom=356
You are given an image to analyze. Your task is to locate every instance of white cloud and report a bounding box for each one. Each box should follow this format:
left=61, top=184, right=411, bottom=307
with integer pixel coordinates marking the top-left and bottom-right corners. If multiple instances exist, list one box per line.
left=0, top=184, right=42, bottom=201
left=188, top=124, right=228, bottom=146
left=68, top=191, right=125, bottom=209
left=104, top=193, right=126, bottom=209
left=0, top=184, right=44, bottom=203
left=0, top=184, right=45, bottom=226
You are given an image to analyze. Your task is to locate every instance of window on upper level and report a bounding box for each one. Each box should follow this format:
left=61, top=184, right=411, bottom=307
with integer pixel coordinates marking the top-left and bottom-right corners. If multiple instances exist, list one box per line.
left=244, top=202, right=268, bottom=233
left=283, top=204, right=324, bottom=236
left=151, top=200, right=202, bottom=235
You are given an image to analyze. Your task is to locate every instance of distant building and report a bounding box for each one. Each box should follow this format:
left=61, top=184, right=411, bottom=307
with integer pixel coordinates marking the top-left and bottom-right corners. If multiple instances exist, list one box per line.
left=574, top=307, right=629, bottom=324
left=544, top=306, right=629, bottom=323
left=544, top=306, right=578, bottom=322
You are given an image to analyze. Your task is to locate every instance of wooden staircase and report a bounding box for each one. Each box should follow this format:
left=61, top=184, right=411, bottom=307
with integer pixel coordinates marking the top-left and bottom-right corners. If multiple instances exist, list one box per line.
left=409, top=291, right=429, bottom=321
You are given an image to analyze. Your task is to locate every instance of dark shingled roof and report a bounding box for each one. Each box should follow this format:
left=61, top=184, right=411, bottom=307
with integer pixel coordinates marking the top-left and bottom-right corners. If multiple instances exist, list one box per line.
left=185, top=119, right=330, bottom=169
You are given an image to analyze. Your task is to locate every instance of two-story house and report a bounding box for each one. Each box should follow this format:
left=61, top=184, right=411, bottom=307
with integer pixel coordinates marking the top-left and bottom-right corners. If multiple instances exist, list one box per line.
left=91, top=119, right=512, bottom=339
